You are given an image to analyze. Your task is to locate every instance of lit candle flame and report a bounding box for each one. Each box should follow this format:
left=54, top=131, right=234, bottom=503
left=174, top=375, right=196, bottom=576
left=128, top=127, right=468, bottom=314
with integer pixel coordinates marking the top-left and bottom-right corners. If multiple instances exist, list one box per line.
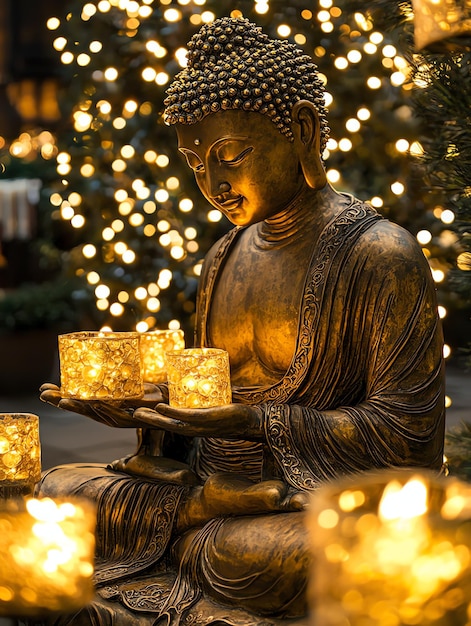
left=379, top=477, right=428, bottom=521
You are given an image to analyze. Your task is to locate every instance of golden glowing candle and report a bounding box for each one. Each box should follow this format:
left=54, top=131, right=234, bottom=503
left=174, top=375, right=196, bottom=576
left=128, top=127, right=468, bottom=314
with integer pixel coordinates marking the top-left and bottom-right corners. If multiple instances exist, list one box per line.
left=0, top=413, right=41, bottom=499
left=412, top=0, right=471, bottom=51
left=307, top=469, right=471, bottom=626
left=0, top=497, right=95, bottom=617
left=58, top=331, right=144, bottom=400
left=140, top=329, right=185, bottom=383
left=166, top=347, right=231, bottom=408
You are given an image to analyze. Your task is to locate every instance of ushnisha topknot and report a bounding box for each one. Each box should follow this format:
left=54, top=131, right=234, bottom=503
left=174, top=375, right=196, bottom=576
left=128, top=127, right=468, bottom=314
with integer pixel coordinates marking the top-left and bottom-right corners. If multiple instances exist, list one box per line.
left=163, top=16, right=330, bottom=149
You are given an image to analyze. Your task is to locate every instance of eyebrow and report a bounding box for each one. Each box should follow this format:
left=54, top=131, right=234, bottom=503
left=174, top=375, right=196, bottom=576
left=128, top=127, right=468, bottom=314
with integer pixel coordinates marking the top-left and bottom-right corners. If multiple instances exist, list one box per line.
left=179, top=135, right=249, bottom=152
left=211, top=135, right=249, bottom=148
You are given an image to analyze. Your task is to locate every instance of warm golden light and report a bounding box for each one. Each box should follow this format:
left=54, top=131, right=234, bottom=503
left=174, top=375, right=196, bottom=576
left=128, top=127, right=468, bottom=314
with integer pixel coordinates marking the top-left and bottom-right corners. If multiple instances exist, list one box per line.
left=308, top=471, right=471, bottom=626
left=441, top=209, right=455, bottom=224
left=166, top=348, right=231, bottom=408
left=412, top=0, right=471, bottom=50
left=208, top=209, right=222, bottom=222
left=457, top=251, right=471, bottom=271
left=0, top=498, right=95, bottom=617
left=58, top=331, right=144, bottom=400
left=379, top=477, right=428, bottom=520
left=140, top=329, right=185, bottom=383
left=0, top=414, right=41, bottom=496
left=47, top=17, right=61, bottom=30
left=417, top=229, right=432, bottom=245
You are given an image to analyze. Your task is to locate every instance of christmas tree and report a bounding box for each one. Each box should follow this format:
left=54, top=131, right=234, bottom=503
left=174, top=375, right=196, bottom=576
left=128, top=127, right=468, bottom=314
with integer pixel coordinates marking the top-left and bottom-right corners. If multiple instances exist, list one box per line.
left=412, top=42, right=471, bottom=365
left=357, top=0, right=471, bottom=364
left=43, top=0, right=467, bottom=352
left=40, top=0, right=421, bottom=332
left=0, top=132, right=89, bottom=333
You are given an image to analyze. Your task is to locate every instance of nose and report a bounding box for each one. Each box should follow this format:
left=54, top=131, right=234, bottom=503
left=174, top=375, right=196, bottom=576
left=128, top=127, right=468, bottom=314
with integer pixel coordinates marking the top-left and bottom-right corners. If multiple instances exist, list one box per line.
left=218, top=182, right=231, bottom=194
left=205, top=167, right=231, bottom=199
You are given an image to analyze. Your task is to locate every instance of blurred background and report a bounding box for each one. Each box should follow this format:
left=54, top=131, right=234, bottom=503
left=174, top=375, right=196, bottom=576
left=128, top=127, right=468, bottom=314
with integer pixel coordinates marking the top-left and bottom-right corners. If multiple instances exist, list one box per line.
left=0, top=0, right=469, bottom=412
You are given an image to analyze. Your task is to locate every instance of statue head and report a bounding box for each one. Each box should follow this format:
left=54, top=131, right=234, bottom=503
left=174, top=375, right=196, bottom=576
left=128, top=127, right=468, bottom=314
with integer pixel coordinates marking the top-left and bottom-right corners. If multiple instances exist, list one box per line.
left=163, top=16, right=330, bottom=152
left=164, top=18, right=331, bottom=226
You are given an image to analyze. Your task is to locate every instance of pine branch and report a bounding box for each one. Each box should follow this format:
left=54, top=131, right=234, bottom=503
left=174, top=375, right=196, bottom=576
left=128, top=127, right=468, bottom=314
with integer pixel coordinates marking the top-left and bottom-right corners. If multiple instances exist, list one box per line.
left=445, top=422, right=471, bottom=482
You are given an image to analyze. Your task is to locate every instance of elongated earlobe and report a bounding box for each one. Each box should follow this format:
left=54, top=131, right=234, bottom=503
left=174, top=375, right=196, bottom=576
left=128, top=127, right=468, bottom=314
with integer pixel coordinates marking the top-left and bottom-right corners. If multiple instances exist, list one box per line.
left=291, top=100, right=327, bottom=190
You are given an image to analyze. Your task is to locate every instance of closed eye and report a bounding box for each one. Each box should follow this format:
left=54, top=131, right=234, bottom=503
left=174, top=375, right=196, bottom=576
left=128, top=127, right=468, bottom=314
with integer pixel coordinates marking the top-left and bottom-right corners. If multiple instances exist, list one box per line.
left=220, top=146, right=253, bottom=165
left=180, top=149, right=205, bottom=172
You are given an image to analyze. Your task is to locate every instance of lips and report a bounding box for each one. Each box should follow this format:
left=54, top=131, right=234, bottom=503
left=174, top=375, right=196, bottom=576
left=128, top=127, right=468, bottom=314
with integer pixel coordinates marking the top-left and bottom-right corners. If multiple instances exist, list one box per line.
left=217, top=195, right=243, bottom=211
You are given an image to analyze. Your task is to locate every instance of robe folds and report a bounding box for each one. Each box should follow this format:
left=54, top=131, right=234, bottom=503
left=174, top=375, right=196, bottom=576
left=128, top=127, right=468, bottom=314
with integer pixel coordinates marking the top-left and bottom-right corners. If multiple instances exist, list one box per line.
left=195, top=198, right=445, bottom=483
left=32, top=198, right=445, bottom=626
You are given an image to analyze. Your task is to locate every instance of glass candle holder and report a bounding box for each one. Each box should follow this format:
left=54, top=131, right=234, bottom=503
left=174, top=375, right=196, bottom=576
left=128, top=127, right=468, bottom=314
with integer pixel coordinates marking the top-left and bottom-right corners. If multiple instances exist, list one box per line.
left=307, top=469, right=471, bottom=626
left=0, top=413, right=41, bottom=499
left=58, top=331, right=144, bottom=400
left=0, top=497, right=96, bottom=617
left=140, top=329, right=185, bottom=384
left=166, top=347, right=231, bottom=408
left=412, top=0, right=471, bottom=51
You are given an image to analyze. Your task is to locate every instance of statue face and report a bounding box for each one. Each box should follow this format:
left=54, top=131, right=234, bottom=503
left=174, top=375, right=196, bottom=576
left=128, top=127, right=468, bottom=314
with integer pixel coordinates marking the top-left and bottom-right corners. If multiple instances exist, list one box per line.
left=176, top=110, right=306, bottom=226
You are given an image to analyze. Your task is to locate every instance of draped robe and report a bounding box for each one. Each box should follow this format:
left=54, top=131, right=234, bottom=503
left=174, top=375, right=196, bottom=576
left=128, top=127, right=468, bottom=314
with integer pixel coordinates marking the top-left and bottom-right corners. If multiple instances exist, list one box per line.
left=33, top=198, right=445, bottom=626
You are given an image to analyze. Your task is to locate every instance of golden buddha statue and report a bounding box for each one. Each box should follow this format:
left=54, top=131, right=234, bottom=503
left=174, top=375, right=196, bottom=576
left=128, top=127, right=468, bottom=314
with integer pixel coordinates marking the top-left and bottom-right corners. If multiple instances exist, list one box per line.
left=36, top=17, right=445, bottom=626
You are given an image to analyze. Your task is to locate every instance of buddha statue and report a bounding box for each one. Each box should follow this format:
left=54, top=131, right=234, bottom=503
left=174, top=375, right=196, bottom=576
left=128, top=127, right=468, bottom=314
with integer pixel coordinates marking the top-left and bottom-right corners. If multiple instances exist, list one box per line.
left=35, top=16, right=445, bottom=626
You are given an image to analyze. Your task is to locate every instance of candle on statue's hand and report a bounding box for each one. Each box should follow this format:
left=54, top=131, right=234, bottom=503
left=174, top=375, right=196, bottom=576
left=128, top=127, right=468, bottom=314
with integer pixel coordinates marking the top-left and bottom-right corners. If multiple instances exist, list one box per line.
left=58, top=331, right=144, bottom=400
left=140, top=329, right=185, bottom=384
left=166, top=348, right=231, bottom=408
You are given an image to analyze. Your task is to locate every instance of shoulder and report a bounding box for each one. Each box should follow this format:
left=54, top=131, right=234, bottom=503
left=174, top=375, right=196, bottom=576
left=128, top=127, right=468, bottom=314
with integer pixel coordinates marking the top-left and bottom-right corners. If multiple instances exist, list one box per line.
left=356, top=215, right=427, bottom=268
left=329, top=194, right=427, bottom=272
left=348, top=217, right=437, bottom=302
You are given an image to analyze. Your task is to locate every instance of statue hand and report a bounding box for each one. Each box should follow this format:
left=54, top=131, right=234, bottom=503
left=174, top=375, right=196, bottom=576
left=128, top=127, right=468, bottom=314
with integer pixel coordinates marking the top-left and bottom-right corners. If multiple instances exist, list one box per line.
left=109, top=453, right=200, bottom=485
left=39, top=383, right=166, bottom=429
left=134, top=403, right=264, bottom=440
left=177, top=473, right=303, bottom=532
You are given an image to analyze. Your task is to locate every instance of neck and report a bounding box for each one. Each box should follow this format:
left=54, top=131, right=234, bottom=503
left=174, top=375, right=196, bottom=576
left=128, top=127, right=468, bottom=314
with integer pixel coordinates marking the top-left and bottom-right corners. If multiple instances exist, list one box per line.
left=254, top=184, right=338, bottom=249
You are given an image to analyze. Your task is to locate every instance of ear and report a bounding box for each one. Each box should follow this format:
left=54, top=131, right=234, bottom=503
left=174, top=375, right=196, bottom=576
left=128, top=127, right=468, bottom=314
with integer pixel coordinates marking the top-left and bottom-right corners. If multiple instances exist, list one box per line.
left=291, top=100, right=327, bottom=190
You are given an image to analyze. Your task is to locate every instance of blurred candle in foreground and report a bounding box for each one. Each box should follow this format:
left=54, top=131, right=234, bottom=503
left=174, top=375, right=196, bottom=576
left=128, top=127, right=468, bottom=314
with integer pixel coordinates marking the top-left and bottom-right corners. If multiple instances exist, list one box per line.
left=58, top=331, right=144, bottom=400
left=140, top=329, right=185, bottom=383
left=0, top=413, right=41, bottom=499
left=0, top=497, right=95, bottom=617
left=166, top=347, right=231, bottom=408
left=412, top=0, right=471, bottom=51
left=307, top=469, right=471, bottom=626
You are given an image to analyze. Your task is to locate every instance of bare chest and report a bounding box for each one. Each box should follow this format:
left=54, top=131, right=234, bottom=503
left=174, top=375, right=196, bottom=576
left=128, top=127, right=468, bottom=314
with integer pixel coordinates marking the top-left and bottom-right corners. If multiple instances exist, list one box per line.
left=207, top=239, right=311, bottom=386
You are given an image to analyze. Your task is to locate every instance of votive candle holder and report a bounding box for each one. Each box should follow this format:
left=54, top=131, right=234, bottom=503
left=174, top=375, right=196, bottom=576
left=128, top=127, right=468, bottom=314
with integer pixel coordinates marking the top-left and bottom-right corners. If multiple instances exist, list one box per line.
left=166, top=347, right=231, bottom=408
left=58, top=331, right=144, bottom=400
left=307, top=469, right=471, bottom=626
left=0, top=497, right=96, bottom=617
left=0, top=413, right=41, bottom=499
left=140, top=329, right=185, bottom=384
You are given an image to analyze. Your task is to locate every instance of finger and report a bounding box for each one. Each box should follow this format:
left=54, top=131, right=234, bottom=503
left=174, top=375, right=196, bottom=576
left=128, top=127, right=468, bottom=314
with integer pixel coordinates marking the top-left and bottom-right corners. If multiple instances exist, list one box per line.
left=40, top=382, right=60, bottom=392
left=125, top=394, right=163, bottom=409
left=91, top=404, right=135, bottom=428
left=57, top=398, right=92, bottom=416
left=134, top=407, right=188, bottom=433
left=154, top=403, right=180, bottom=416
left=40, top=389, right=62, bottom=407
left=109, top=455, right=133, bottom=472
left=143, top=383, right=161, bottom=394
left=154, top=403, right=207, bottom=420
left=284, top=491, right=310, bottom=511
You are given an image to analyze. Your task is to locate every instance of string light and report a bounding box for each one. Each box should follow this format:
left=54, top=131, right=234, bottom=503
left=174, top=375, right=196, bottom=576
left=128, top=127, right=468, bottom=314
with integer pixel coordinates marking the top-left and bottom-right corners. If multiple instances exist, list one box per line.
left=441, top=209, right=455, bottom=224
left=417, top=230, right=432, bottom=245
left=35, top=0, right=456, bottom=350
